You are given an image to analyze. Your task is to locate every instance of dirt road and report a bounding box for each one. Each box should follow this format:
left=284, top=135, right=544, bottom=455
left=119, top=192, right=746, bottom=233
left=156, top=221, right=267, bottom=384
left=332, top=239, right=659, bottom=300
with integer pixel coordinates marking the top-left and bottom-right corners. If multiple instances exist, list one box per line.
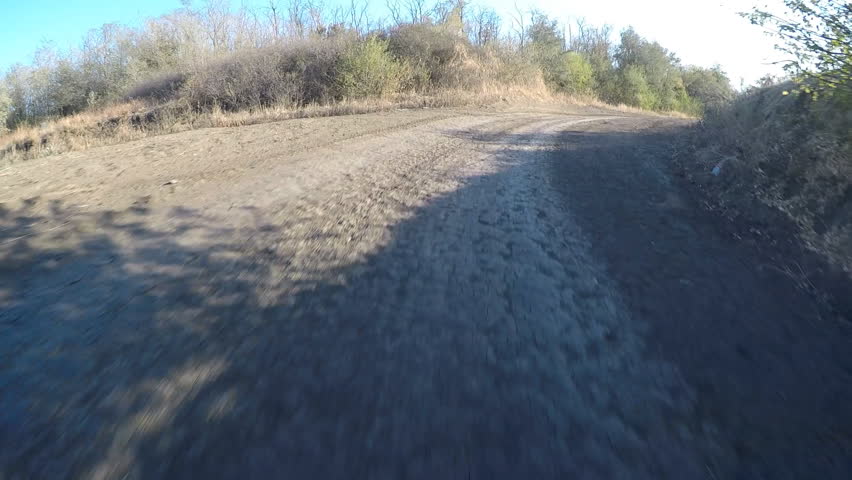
left=1, top=108, right=851, bottom=479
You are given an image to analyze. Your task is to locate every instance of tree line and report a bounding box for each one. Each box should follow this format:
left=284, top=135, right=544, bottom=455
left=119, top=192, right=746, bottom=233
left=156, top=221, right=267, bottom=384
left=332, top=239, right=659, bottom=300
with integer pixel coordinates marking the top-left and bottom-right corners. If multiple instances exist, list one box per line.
left=0, top=0, right=737, bottom=132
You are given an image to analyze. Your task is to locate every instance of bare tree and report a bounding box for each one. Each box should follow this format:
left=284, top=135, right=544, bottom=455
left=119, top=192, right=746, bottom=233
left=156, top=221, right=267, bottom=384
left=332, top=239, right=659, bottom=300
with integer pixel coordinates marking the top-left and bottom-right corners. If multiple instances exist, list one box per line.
left=569, top=18, right=613, bottom=65
left=232, top=5, right=266, bottom=49
left=386, top=0, right=429, bottom=25
left=467, top=5, right=500, bottom=46
left=405, top=0, right=428, bottom=23
left=432, top=0, right=451, bottom=23
left=286, top=0, right=308, bottom=38
left=386, top=0, right=404, bottom=26
left=509, top=2, right=528, bottom=48
left=201, top=0, right=231, bottom=51
left=266, top=0, right=283, bottom=39
left=327, top=3, right=346, bottom=31
left=431, top=0, right=465, bottom=35
left=348, top=0, right=370, bottom=34
left=306, top=0, right=327, bottom=36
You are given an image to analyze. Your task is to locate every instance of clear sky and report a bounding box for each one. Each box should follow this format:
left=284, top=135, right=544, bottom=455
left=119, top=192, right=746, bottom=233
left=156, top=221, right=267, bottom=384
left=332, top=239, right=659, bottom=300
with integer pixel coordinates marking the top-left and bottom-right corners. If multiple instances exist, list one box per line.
left=506, top=0, right=788, bottom=87
left=0, top=0, right=182, bottom=62
left=0, top=0, right=786, bottom=86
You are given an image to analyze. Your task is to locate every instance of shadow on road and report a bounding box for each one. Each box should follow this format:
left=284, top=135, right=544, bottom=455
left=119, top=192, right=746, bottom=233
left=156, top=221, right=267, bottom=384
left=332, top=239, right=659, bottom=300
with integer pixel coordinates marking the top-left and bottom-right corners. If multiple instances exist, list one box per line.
left=0, top=120, right=851, bottom=479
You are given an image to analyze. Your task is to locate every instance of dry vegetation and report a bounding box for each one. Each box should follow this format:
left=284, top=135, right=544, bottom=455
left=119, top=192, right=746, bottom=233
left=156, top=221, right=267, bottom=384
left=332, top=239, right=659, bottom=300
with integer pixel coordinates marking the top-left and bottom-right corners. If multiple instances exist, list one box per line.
left=0, top=0, right=727, bottom=164
left=681, top=1, right=851, bottom=277
left=0, top=84, right=556, bottom=162
left=683, top=83, right=852, bottom=275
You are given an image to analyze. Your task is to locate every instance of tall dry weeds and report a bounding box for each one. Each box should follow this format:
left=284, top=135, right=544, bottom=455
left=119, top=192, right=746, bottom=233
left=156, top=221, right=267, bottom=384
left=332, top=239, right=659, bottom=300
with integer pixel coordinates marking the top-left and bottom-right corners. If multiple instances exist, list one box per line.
left=689, top=83, right=852, bottom=273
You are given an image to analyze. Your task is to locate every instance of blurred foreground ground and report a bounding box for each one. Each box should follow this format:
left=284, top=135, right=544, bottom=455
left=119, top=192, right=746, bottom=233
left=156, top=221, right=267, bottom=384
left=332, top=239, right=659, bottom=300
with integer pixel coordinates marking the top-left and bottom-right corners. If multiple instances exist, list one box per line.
left=1, top=106, right=851, bottom=479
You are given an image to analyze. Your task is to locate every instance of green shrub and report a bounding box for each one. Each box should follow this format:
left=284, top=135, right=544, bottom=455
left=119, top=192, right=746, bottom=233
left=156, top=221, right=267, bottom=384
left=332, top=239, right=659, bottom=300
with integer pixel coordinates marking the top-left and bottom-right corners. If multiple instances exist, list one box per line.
left=611, top=28, right=715, bottom=114
left=682, top=66, right=734, bottom=111
left=569, top=23, right=617, bottom=99
left=527, top=14, right=564, bottom=61
left=551, top=52, right=595, bottom=96
left=745, top=0, right=851, bottom=101
left=620, top=65, right=658, bottom=110
left=671, top=90, right=703, bottom=116
left=336, top=37, right=411, bottom=99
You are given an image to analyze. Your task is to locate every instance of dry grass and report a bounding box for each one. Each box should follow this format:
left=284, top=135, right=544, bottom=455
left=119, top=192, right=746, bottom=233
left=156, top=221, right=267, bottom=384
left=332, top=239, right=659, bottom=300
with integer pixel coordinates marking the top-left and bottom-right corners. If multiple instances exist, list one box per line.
left=1, top=21, right=694, bottom=165
left=0, top=77, right=557, bottom=163
left=0, top=102, right=148, bottom=160
left=0, top=100, right=206, bottom=164
left=1, top=26, right=563, bottom=164
left=0, top=69, right=684, bottom=165
left=206, top=90, right=505, bottom=128
left=686, top=82, right=852, bottom=274
left=570, top=96, right=695, bottom=118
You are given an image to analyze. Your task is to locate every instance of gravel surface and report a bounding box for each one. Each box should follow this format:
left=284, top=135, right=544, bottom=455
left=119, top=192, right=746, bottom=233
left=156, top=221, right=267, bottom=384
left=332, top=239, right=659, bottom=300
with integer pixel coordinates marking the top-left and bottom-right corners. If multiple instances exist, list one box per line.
left=1, top=108, right=850, bottom=479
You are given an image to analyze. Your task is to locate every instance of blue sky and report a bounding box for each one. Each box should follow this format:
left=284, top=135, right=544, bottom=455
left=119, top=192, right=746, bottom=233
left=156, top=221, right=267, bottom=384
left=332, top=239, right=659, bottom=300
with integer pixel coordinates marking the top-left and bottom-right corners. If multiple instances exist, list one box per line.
left=0, top=0, right=180, bottom=62
left=0, top=0, right=786, bottom=86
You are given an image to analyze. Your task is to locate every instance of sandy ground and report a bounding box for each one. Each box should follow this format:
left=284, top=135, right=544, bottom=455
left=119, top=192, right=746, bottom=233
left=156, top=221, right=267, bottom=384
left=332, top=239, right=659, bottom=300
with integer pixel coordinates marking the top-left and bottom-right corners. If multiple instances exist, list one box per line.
left=1, top=107, right=851, bottom=479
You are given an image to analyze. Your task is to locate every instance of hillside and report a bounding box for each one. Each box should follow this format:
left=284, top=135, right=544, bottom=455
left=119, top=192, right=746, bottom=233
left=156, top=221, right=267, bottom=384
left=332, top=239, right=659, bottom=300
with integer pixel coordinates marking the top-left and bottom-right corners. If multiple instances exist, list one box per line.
left=678, top=83, right=852, bottom=314
left=1, top=3, right=729, bottom=162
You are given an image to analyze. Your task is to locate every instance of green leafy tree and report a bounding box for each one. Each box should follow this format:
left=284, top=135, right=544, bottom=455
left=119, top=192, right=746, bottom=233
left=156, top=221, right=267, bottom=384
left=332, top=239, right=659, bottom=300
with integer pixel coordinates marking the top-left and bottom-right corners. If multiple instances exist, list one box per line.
left=614, top=28, right=689, bottom=111
left=553, top=52, right=595, bottom=95
left=620, top=65, right=657, bottom=110
left=527, top=13, right=564, bottom=59
left=681, top=65, right=735, bottom=110
left=525, top=13, right=573, bottom=92
left=337, top=37, right=411, bottom=98
left=569, top=22, right=616, bottom=99
left=744, top=0, right=851, bottom=98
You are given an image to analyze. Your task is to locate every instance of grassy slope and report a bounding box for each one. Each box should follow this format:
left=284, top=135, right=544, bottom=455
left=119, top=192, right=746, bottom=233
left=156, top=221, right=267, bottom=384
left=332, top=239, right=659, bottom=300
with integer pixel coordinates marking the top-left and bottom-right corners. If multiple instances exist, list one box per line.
left=682, top=83, right=852, bottom=281
left=0, top=90, right=528, bottom=163
left=0, top=81, right=675, bottom=166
